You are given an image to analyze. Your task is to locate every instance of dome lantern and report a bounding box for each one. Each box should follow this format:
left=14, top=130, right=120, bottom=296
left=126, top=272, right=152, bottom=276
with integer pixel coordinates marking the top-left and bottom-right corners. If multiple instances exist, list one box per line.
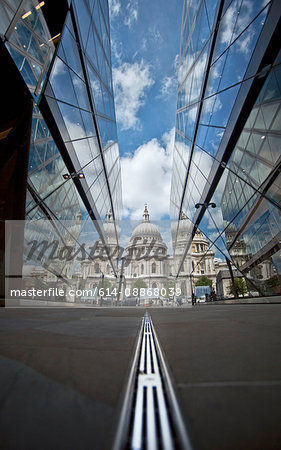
left=143, top=202, right=150, bottom=223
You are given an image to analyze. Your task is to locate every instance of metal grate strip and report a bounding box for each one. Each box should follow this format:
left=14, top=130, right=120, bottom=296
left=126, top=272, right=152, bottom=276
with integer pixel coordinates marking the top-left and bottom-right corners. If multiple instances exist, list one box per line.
left=113, top=312, right=193, bottom=450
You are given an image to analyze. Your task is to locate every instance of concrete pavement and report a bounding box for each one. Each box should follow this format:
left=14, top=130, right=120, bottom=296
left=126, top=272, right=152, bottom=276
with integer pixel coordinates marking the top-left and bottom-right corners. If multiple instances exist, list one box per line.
left=150, top=304, right=281, bottom=450
left=0, top=304, right=280, bottom=449
left=0, top=308, right=144, bottom=450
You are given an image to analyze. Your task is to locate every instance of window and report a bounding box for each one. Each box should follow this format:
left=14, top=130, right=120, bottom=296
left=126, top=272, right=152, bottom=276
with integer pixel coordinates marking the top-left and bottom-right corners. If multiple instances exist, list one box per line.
left=95, top=263, right=100, bottom=273
left=141, top=264, right=144, bottom=274
left=152, top=262, right=156, bottom=273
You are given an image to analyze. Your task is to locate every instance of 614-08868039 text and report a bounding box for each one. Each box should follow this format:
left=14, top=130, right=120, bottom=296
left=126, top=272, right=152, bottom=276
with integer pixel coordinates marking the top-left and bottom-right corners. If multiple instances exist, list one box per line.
left=84, top=287, right=183, bottom=298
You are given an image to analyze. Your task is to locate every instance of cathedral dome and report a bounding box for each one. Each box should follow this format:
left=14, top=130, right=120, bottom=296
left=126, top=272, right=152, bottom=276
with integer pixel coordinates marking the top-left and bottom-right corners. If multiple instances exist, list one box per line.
left=130, top=203, right=163, bottom=242
left=103, top=209, right=120, bottom=241
left=171, top=212, right=192, bottom=240
left=131, top=221, right=162, bottom=240
left=178, top=212, right=192, bottom=237
left=103, top=222, right=116, bottom=237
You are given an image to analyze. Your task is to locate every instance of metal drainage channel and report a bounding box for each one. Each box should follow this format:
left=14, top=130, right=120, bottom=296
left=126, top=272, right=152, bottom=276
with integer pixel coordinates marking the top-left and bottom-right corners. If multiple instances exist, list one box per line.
left=113, top=312, right=193, bottom=450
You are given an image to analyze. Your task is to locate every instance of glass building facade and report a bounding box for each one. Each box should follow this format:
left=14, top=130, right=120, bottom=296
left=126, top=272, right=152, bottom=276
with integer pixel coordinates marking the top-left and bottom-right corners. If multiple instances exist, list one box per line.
left=1, top=0, right=122, bottom=293
left=171, top=0, right=281, bottom=296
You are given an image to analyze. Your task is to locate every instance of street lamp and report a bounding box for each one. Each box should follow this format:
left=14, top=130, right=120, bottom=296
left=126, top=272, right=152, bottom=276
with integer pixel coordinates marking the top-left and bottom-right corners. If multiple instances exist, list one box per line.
left=100, top=271, right=104, bottom=306
left=195, top=202, right=216, bottom=209
left=63, top=172, right=85, bottom=180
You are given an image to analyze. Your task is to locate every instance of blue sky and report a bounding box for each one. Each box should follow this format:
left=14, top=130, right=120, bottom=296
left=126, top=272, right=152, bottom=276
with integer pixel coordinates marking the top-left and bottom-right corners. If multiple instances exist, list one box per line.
left=108, top=0, right=182, bottom=220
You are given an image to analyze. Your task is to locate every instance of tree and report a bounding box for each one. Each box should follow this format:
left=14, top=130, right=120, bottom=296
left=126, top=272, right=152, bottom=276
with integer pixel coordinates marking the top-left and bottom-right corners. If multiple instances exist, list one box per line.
left=132, top=279, right=147, bottom=296
left=98, top=277, right=112, bottom=295
left=227, top=277, right=247, bottom=297
left=195, top=275, right=212, bottom=287
left=163, top=280, right=175, bottom=298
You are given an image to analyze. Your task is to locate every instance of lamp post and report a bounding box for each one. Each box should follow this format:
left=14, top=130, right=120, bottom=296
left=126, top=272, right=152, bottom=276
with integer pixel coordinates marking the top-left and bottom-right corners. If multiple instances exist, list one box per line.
left=62, top=172, right=85, bottom=180
left=100, top=271, right=104, bottom=306
left=195, top=202, right=216, bottom=209
left=117, top=257, right=125, bottom=307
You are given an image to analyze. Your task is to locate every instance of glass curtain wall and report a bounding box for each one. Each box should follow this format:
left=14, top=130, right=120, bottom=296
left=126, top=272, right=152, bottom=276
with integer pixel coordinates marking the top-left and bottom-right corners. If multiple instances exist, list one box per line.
left=1, top=0, right=122, bottom=297
left=171, top=0, right=281, bottom=297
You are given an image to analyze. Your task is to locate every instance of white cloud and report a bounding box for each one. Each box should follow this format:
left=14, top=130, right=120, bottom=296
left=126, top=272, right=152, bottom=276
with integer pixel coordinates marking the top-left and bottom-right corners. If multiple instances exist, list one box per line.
left=50, top=57, right=66, bottom=81
left=148, top=26, right=162, bottom=42
left=113, top=60, right=154, bottom=130
left=111, top=39, right=123, bottom=64
left=121, top=129, right=175, bottom=219
left=141, top=38, right=147, bottom=51
left=159, top=55, right=179, bottom=99
left=108, top=0, right=121, bottom=19
left=220, top=0, right=254, bottom=55
left=173, top=54, right=179, bottom=72
left=124, top=0, right=138, bottom=28
left=160, top=75, right=176, bottom=97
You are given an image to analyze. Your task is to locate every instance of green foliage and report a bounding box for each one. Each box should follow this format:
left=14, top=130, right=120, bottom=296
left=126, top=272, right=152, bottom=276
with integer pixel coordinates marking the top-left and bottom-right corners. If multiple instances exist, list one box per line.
left=227, top=277, right=247, bottom=297
left=132, top=279, right=147, bottom=295
left=195, top=275, right=212, bottom=287
left=163, top=280, right=175, bottom=298
left=98, top=278, right=112, bottom=290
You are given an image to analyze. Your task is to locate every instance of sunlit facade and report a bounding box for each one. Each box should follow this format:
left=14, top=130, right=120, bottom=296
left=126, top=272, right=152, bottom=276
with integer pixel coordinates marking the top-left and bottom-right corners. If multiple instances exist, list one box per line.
left=171, top=0, right=281, bottom=296
left=1, top=0, right=122, bottom=289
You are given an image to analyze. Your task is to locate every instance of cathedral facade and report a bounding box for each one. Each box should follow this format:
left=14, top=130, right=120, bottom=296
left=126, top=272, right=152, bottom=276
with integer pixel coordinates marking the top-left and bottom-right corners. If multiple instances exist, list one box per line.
left=78, top=204, right=218, bottom=301
left=122, top=204, right=217, bottom=299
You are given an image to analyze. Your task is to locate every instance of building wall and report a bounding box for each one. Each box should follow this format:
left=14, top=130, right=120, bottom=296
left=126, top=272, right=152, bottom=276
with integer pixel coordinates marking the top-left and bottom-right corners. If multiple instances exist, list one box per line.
left=1, top=0, right=122, bottom=291
left=170, top=0, right=281, bottom=296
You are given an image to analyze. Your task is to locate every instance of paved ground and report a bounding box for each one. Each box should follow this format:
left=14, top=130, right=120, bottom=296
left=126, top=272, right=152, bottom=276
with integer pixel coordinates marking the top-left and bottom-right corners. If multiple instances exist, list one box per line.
left=0, top=304, right=280, bottom=449
left=151, top=304, right=281, bottom=450
left=0, top=308, right=144, bottom=450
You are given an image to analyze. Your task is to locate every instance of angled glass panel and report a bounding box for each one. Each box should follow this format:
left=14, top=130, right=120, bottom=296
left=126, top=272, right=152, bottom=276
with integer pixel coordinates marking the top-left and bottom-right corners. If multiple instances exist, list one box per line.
left=205, top=0, right=219, bottom=31
left=93, top=0, right=102, bottom=41
left=87, top=63, right=104, bottom=114
left=80, top=109, right=97, bottom=137
left=50, top=58, right=78, bottom=105
left=28, top=144, right=42, bottom=173
left=85, top=27, right=99, bottom=72
left=59, top=21, right=84, bottom=79
left=197, top=2, right=211, bottom=53
left=11, top=21, right=44, bottom=63
left=202, top=84, right=240, bottom=130
left=6, top=44, right=37, bottom=86
left=219, top=13, right=268, bottom=92
left=0, top=3, right=14, bottom=36
left=83, top=155, right=103, bottom=190
left=67, top=139, right=93, bottom=171
left=206, top=51, right=227, bottom=97
left=183, top=104, right=199, bottom=141
left=214, top=0, right=242, bottom=60
left=232, top=0, right=269, bottom=43
left=70, top=70, right=91, bottom=111
left=200, top=126, right=225, bottom=157
left=73, top=0, right=92, bottom=49
left=57, top=101, right=87, bottom=140
left=190, top=50, right=208, bottom=103
left=267, top=173, right=281, bottom=207
left=96, top=116, right=113, bottom=149
left=193, top=147, right=214, bottom=184
left=261, top=103, right=279, bottom=129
